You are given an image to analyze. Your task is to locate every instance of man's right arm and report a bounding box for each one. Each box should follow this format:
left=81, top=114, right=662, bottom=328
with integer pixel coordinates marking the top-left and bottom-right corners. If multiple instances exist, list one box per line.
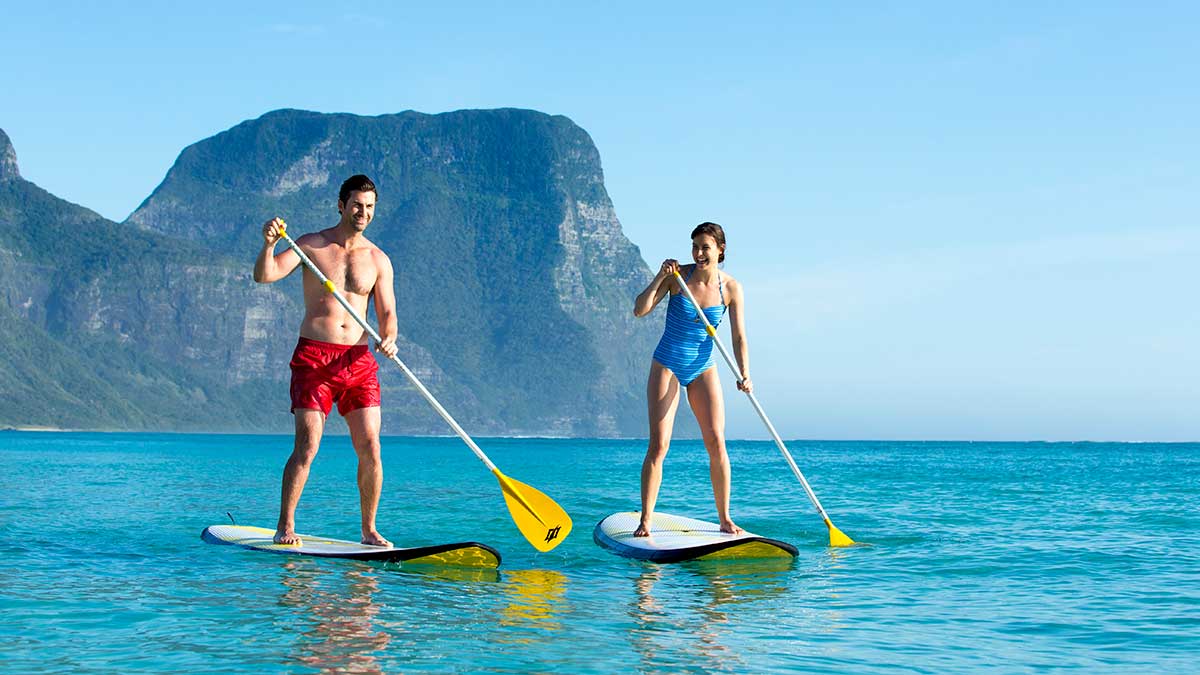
left=253, top=217, right=301, bottom=283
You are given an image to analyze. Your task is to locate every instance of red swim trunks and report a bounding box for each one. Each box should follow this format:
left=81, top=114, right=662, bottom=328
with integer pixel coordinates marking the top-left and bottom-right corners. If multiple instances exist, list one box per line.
left=289, top=337, right=381, bottom=416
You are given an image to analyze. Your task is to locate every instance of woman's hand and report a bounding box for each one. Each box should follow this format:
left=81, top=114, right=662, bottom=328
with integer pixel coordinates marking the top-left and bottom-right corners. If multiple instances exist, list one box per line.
left=635, top=259, right=681, bottom=317
left=737, top=376, right=753, bottom=393
left=658, top=258, right=680, bottom=279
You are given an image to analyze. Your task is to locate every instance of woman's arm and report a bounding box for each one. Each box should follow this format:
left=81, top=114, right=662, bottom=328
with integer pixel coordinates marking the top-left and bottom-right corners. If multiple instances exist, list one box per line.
left=726, top=276, right=753, bottom=393
left=633, top=259, right=680, bottom=317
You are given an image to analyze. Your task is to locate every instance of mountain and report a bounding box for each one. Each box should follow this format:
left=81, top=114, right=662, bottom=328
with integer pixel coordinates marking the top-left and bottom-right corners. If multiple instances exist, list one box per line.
left=0, top=131, right=285, bottom=430
left=1, top=111, right=666, bottom=436
left=0, top=129, right=18, bottom=181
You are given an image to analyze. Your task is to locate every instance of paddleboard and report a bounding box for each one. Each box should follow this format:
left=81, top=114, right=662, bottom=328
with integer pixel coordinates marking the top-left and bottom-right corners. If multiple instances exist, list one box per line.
left=593, top=511, right=797, bottom=563
left=201, top=524, right=501, bottom=567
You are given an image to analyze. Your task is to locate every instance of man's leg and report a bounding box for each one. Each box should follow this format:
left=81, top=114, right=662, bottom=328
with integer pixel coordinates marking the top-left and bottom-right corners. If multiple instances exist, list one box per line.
left=275, top=409, right=325, bottom=545
left=345, top=405, right=390, bottom=547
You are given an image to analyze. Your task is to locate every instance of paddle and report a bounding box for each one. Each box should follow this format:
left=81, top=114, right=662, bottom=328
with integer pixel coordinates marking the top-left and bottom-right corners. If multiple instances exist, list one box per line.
left=672, top=269, right=855, bottom=547
left=274, top=220, right=572, bottom=552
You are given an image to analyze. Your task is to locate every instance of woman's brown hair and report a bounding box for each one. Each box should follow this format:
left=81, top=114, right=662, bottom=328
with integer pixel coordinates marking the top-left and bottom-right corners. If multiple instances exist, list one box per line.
left=690, top=221, right=726, bottom=263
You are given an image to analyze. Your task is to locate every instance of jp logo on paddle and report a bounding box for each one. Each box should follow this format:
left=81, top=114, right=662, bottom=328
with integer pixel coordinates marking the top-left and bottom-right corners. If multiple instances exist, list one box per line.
left=544, top=526, right=561, bottom=543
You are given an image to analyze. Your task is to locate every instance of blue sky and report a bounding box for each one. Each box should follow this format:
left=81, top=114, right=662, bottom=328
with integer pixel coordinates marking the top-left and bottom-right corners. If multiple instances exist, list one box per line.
left=2, top=2, right=1197, bottom=440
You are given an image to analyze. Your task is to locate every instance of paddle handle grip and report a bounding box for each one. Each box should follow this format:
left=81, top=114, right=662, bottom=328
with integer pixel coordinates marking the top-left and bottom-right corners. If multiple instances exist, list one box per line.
left=276, top=223, right=498, bottom=473
left=670, top=271, right=836, bottom=524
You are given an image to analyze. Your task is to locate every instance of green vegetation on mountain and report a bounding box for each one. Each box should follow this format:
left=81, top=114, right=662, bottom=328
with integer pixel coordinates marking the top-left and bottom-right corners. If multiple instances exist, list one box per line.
left=0, top=155, right=283, bottom=430
left=1, top=110, right=661, bottom=436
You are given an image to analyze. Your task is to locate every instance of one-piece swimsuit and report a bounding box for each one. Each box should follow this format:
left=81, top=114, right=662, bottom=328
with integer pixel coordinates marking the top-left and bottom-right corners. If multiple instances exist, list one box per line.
left=651, top=267, right=726, bottom=385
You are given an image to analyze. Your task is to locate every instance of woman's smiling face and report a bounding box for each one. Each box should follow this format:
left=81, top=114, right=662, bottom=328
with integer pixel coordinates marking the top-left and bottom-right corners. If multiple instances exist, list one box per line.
left=692, top=234, right=722, bottom=268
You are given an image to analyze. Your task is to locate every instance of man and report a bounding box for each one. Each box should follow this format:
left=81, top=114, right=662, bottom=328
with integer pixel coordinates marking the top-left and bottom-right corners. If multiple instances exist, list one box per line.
left=253, top=174, right=398, bottom=547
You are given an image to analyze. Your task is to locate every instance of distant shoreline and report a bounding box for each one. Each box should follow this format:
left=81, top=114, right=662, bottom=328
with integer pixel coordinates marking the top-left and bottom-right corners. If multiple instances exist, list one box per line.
left=0, top=427, right=1196, bottom=444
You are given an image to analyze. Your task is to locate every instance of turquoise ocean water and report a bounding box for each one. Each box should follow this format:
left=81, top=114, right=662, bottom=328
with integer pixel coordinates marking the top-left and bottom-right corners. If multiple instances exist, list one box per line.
left=1, top=431, right=1196, bottom=673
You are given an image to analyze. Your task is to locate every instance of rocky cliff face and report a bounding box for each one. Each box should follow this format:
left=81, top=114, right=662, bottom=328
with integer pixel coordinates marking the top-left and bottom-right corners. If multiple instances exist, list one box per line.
left=0, top=142, right=286, bottom=430
left=0, top=129, right=19, bottom=181
left=2, top=112, right=663, bottom=436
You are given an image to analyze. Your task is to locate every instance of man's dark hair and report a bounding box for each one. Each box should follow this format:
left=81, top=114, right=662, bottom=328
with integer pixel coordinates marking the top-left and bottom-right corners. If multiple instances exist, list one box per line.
left=339, top=174, right=377, bottom=205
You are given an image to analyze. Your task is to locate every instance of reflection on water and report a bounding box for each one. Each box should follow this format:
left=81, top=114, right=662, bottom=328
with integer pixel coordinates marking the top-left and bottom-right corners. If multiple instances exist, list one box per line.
left=629, top=559, right=795, bottom=673
left=689, top=557, right=795, bottom=605
left=497, top=569, right=569, bottom=644
left=279, top=560, right=390, bottom=675
left=390, top=562, right=500, bottom=584
left=7, top=433, right=1197, bottom=673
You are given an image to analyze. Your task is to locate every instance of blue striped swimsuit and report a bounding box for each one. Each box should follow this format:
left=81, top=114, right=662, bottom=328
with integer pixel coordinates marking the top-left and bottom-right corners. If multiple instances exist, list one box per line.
left=652, top=269, right=726, bottom=385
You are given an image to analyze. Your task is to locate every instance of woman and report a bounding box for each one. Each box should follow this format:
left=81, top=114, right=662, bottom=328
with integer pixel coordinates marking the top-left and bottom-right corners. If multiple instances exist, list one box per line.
left=632, top=222, right=752, bottom=537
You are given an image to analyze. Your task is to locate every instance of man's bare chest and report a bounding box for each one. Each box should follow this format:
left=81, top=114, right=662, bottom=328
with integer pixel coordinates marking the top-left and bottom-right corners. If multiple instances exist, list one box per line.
left=309, top=247, right=378, bottom=295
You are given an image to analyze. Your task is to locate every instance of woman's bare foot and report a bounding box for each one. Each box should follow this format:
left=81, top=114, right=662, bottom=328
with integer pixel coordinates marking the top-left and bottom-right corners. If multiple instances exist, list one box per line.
left=719, top=519, right=743, bottom=535
left=274, top=529, right=302, bottom=546
left=361, top=531, right=392, bottom=548
left=633, top=521, right=651, bottom=537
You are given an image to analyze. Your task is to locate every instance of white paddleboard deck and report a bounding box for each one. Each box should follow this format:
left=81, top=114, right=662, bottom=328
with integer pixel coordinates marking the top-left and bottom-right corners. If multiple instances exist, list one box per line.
left=594, top=511, right=797, bottom=563
left=201, top=524, right=501, bottom=567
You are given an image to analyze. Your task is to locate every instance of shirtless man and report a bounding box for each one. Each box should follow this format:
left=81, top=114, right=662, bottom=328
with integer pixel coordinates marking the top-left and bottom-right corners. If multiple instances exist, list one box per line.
left=253, top=174, right=398, bottom=547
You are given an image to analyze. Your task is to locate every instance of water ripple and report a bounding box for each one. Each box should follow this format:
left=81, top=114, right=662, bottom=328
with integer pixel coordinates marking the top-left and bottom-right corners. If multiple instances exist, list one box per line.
left=1, top=433, right=1197, bottom=672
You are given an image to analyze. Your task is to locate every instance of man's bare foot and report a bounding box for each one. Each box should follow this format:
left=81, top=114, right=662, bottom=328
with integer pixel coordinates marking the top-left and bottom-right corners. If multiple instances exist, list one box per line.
left=361, top=531, right=392, bottom=548
left=719, top=520, right=744, bottom=535
left=274, top=529, right=302, bottom=546
left=633, top=522, right=651, bottom=537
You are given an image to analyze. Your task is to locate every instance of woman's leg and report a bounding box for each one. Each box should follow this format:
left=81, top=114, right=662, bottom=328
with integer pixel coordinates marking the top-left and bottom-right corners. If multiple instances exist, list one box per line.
left=637, top=360, right=680, bottom=536
left=686, top=367, right=742, bottom=534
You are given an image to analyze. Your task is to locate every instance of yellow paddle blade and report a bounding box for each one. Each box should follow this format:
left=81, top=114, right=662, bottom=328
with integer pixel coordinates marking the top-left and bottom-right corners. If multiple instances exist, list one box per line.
left=494, top=470, right=572, bottom=552
left=827, top=519, right=855, bottom=547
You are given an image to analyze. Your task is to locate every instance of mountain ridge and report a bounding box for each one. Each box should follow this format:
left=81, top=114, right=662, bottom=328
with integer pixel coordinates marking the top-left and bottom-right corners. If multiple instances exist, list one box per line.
left=0, top=110, right=675, bottom=437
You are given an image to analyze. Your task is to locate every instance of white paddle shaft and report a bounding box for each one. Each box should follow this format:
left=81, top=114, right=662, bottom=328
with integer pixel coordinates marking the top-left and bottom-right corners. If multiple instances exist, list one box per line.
left=277, top=227, right=498, bottom=473
left=671, top=270, right=836, bottom=524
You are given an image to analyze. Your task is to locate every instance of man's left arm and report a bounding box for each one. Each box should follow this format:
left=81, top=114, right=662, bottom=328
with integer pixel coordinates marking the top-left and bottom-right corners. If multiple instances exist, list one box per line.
left=373, top=251, right=399, bottom=358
